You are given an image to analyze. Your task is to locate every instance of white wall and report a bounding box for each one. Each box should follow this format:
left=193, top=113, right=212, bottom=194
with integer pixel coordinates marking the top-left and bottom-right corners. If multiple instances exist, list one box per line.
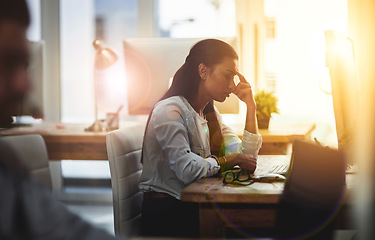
left=60, top=0, right=95, bottom=123
left=26, top=0, right=41, bottom=41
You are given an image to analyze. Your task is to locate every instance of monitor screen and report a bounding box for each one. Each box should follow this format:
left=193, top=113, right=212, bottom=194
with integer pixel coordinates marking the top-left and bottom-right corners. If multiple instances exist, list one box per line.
left=20, top=41, right=45, bottom=119
left=324, top=30, right=358, bottom=164
left=123, top=37, right=239, bottom=115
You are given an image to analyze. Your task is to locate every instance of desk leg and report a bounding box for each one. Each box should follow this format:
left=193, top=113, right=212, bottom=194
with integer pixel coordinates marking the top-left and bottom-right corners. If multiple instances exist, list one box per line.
left=199, top=203, right=225, bottom=238
left=49, top=161, right=64, bottom=198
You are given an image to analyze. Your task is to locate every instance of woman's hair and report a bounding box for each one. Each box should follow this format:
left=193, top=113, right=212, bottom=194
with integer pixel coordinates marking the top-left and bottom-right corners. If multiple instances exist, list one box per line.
left=142, top=39, right=238, bottom=159
left=164, top=39, right=238, bottom=157
left=161, top=38, right=238, bottom=102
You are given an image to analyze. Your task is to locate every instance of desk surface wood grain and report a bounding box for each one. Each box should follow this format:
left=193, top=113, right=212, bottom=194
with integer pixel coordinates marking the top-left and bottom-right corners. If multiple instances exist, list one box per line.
left=181, top=155, right=355, bottom=205
left=0, top=122, right=140, bottom=160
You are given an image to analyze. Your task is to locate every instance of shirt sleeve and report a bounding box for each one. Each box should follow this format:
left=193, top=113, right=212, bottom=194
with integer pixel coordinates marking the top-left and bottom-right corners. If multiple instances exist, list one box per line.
left=152, top=104, right=220, bottom=184
left=241, top=129, right=263, bottom=157
left=216, top=109, right=262, bottom=158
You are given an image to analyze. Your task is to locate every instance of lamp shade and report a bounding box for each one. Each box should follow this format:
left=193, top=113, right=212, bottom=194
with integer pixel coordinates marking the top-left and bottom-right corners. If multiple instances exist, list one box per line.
left=93, top=39, right=118, bottom=70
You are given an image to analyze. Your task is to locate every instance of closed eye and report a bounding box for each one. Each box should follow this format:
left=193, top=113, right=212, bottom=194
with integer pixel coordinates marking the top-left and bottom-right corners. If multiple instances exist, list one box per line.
left=226, top=74, right=235, bottom=81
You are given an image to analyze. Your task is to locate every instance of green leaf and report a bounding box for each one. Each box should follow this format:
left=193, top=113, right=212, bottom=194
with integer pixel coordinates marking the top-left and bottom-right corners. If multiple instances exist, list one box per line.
left=254, top=90, right=279, bottom=119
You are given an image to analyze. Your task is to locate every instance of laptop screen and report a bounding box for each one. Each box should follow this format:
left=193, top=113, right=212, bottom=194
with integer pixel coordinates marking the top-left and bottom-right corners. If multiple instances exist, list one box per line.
left=283, top=139, right=346, bottom=207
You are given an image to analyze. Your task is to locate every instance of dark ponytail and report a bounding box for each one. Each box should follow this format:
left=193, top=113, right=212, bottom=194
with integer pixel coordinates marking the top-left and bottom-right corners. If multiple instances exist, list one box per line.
left=203, top=101, right=225, bottom=157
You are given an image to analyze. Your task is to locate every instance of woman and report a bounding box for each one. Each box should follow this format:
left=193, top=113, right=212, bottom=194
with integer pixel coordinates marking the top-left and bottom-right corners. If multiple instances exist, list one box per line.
left=139, top=39, right=262, bottom=237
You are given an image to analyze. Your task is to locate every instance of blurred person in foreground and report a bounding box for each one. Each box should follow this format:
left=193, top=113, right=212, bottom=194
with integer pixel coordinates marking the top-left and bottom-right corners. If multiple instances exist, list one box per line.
left=0, top=1, right=118, bottom=239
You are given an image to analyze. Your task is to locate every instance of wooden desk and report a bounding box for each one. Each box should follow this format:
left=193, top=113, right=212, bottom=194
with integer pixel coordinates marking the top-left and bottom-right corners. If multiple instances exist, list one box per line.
left=0, top=122, right=109, bottom=160
left=181, top=155, right=354, bottom=238
left=0, top=122, right=315, bottom=161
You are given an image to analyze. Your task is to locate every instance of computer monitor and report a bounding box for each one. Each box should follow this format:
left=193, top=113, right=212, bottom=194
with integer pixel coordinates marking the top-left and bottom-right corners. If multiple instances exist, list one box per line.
left=324, top=30, right=358, bottom=164
left=123, top=37, right=239, bottom=115
left=19, top=41, right=45, bottom=119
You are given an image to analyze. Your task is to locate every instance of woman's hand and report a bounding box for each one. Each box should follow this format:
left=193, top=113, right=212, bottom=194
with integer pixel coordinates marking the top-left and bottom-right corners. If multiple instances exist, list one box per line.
left=220, top=153, right=257, bottom=173
left=232, top=72, right=256, bottom=108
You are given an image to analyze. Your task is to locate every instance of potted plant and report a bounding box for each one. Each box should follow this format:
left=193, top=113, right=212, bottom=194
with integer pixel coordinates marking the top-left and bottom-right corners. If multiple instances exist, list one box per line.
left=254, top=90, right=279, bottom=129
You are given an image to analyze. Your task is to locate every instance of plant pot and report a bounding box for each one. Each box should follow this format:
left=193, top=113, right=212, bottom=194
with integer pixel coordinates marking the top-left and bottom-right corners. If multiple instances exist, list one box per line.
left=257, top=115, right=270, bottom=129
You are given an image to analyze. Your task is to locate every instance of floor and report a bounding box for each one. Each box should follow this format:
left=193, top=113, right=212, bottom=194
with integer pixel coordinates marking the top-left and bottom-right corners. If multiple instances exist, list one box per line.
left=58, top=160, right=115, bottom=236
left=65, top=202, right=115, bottom=236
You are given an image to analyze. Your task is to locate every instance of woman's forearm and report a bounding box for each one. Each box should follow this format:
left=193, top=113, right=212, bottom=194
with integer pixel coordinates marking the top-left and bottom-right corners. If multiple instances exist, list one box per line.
left=245, top=104, right=258, bottom=134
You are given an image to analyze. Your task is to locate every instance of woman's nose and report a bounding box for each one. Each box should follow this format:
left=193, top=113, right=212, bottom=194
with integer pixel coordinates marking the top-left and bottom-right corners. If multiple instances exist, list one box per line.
left=229, top=80, right=236, bottom=92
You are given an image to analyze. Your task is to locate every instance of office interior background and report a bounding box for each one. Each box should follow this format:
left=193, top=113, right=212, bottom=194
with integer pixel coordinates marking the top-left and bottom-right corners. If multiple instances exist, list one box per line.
left=26, top=0, right=348, bottom=145
left=22, top=0, right=375, bottom=238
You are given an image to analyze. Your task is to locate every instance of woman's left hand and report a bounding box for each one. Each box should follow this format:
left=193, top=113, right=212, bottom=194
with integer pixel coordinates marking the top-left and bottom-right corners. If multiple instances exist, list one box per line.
left=232, top=72, right=256, bottom=108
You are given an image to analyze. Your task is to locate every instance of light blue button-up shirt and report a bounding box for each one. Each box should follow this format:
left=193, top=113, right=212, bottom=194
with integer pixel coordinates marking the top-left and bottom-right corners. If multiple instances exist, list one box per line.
left=139, top=96, right=262, bottom=199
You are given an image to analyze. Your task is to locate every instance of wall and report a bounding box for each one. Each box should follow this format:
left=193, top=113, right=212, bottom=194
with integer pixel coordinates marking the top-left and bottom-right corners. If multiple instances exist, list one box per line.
left=60, top=0, right=95, bottom=123
left=264, top=0, right=348, bottom=146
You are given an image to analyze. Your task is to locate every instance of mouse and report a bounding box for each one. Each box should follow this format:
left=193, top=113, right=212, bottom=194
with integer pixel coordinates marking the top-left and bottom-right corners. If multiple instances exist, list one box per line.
left=254, top=173, right=286, bottom=182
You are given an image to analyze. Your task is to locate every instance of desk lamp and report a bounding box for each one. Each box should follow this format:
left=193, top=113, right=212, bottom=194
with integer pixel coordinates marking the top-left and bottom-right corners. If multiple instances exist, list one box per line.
left=86, top=39, right=118, bottom=132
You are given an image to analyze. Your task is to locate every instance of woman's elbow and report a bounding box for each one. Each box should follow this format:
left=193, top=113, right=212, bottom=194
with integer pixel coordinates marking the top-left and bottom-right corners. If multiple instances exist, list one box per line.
left=178, top=165, right=208, bottom=184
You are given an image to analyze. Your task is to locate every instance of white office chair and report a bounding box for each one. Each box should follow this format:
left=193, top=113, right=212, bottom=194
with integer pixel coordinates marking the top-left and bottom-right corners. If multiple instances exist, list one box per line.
left=106, top=123, right=145, bottom=238
left=0, top=134, right=52, bottom=188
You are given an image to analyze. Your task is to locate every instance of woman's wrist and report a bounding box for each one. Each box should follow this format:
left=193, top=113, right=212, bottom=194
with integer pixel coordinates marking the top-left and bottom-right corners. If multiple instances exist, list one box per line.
left=209, top=155, right=230, bottom=171
left=220, top=156, right=227, bottom=165
left=210, top=154, right=241, bottom=171
left=246, top=102, right=256, bottom=111
left=218, top=156, right=229, bottom=171
left=209, top=155, right=220, bottom=166
left=221, top=154, right=240, bottom=171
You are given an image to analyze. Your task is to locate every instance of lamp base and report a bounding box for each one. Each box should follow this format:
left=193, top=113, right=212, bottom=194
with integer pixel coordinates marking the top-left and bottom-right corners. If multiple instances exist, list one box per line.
left=85, top=120, right=106, bottom=132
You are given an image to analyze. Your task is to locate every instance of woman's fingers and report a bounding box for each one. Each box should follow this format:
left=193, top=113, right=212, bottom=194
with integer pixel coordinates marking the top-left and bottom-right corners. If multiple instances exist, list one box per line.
left=236, top=71, right=247, bottom=83
left=237, top=154, right=257, bottom=172
left=233, top=82, right=252, bottom=103
left=232, top=72, right=257, bottom=107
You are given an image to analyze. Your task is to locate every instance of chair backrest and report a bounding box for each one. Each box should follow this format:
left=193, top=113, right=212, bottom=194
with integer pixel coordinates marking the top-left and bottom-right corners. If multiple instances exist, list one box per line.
left=106, top=123, right=145, bottom=238
left=0, top=134, right=52, bottom=188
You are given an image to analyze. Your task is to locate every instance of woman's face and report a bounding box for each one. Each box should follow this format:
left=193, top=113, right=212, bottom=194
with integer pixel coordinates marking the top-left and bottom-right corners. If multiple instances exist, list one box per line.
left=203, top=57, right=238, bottom=102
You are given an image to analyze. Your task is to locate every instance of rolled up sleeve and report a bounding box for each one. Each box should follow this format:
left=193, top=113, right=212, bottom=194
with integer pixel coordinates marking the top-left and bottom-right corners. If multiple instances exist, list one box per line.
left=242, top=130, right=262, bottom=157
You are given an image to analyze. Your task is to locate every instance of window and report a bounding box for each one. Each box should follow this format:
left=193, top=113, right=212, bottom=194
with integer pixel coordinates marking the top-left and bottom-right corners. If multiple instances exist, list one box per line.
left=60, top=0, right=236, bottom=122
left=157, top=0, right=236, bottom=38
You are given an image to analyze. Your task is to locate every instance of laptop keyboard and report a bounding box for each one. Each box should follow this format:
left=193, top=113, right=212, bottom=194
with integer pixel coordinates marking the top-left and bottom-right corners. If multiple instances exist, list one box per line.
left=267, top=163, right=357, bottom=176
left=268, top=164, right=289, bottom=176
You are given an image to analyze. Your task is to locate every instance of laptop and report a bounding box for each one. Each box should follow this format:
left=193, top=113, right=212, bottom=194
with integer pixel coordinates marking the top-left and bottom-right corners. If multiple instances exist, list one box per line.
left=273, top=140, right=347, bottom=239
left=281, top=139, right=346, bottom=206
left=268, top=139, right=348, bottom=181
